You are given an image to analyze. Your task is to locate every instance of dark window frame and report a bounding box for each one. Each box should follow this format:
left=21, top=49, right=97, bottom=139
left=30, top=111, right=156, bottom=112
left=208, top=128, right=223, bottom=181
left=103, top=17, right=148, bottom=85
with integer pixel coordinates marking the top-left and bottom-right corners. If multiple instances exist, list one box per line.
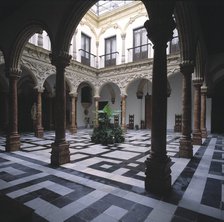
left=81, top=32, right=91, bottom=66
left=133, top=27, right=148, bottom=61
left=105, top=35, right=117, bottom=67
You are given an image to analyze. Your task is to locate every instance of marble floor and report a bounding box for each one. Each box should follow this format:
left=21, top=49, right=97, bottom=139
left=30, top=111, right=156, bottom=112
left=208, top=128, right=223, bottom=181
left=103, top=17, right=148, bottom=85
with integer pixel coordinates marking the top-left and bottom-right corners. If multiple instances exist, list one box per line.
left=0, top=129, right=223, bottom=222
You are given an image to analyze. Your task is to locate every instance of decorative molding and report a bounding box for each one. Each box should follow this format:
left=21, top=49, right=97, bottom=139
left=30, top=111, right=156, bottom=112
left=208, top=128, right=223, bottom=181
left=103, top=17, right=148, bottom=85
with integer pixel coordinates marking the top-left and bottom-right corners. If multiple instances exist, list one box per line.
left=18, top=44, right=180, bottom=95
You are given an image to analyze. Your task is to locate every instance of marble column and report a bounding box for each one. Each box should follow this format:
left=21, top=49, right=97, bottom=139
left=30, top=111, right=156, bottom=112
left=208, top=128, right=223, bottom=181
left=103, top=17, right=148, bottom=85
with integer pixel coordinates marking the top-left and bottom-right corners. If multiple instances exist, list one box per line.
left=70, top=93, right=77, bottom=134
left=144, top=2, right=175, bottom=194
left=121, top=95, right=127, bottom=131
left=6, top=68, right=21, bottom=151
left=94, top=96, right=100, bottom=127
left=201, top=83, right=208, bottom=138
left=34, top=87, right=44, bottom=138
left=192, top=79, right=202, bottom=145
left=50, top=52, right=71, bottom=166
left=121, top=33, right=126, bottom=64
left=179, top=62, right=194, bottom=158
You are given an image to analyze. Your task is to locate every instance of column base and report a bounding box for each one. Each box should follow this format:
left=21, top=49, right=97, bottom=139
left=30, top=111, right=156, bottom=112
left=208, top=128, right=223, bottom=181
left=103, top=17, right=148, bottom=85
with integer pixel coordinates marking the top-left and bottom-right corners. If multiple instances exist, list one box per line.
left=69, top=126, right=77, bottom=134
left=201, top=128, right=207, bottom=138
left=192, top=131, right=202, bottom=145
left=179, top=137, right=193, bottom=158
left=35, top=127, right=44, bottom=138
left=51, top=142, right=70, bottom=166
left=145, top=156, right=172, bottom=195
left=121, top=124, right=127, bottom=132
left=6, top=133, right=20, bottom=152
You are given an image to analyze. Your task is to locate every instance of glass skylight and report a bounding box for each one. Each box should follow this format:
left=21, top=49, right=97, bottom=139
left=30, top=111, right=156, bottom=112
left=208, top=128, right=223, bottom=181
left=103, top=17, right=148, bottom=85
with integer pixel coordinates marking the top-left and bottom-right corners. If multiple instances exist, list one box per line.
left=91, top=1, right=134, bottom=16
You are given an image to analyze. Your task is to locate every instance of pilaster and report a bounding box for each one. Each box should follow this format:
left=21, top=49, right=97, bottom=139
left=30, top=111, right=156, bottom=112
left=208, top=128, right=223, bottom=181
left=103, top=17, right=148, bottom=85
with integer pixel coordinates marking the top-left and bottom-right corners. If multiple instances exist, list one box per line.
left=121, top=33, right=126, bottom=64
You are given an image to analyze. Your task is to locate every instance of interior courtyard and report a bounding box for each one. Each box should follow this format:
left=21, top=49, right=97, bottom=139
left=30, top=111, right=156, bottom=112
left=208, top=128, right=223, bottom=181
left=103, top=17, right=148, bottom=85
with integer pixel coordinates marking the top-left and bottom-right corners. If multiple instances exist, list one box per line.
left=0, top=1, right=224, bottom=221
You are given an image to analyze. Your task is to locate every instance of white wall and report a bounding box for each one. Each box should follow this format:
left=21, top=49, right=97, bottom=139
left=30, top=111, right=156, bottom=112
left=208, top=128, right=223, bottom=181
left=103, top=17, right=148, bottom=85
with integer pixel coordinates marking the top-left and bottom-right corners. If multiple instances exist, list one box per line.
left=167, top=73, right=183, bottom=130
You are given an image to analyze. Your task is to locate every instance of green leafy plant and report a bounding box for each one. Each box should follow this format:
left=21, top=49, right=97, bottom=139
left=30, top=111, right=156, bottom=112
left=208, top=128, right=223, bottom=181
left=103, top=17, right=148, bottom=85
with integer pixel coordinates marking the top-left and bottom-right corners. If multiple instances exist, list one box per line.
left=91, top=104, right=125, bottom=145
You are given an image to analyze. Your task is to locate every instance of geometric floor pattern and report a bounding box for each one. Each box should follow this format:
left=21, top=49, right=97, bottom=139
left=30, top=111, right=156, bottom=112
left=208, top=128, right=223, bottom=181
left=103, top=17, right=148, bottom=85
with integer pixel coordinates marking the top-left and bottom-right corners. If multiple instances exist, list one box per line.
left=0, top=129, right=223, bottom=221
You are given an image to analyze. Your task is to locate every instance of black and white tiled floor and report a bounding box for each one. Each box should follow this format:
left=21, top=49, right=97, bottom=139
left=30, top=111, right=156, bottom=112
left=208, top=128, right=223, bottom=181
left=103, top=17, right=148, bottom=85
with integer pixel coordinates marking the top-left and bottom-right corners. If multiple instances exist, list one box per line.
left=0, top=129, right=223, bottom=222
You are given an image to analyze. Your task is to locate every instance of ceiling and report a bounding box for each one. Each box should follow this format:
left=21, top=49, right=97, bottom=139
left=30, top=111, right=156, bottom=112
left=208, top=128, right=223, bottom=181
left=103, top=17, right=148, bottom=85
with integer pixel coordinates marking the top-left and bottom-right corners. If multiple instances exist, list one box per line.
left=196, top=1, right=224, bottom=55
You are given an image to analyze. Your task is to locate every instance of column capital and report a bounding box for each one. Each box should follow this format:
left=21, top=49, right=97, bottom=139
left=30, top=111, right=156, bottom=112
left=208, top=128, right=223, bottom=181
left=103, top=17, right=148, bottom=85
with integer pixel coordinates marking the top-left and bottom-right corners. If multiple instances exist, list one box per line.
left=49, top=51, right=71, bottom=68
left=121, top=94, right=127, bottom=99
left=94, top=96, right=100, bottom=101
left=121, top=33, right=126, bottom=40
left=6, top=68, right=21, bottom=79
left=144, top=2, right=176, bottom=46
left=192, top=78, right=203, bottom=86
left=179, top=61, right=194, bottom=75
left=34, top=85, right=45, bottom=93
left=201, top=83, right=207, bottom=94
left=69, top=92, right=78, bottom=97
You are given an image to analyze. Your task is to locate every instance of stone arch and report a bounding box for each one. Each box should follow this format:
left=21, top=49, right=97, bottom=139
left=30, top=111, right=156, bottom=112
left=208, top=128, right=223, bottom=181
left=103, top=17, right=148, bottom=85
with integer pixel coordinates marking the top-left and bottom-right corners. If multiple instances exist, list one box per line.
left=5, top=20, right=53, bottom=71
left=20, top=65, right=38, bottom=87
left=174, top=2, right=197, bottom=63
left=99, top=82, right=121, bottom=105
left=194, top=40, right=204, bottom=80
left=125, top=77, right=152, bottom=96
left=55, top=1, right=98, bottom=55
left=76, top=80, right=96, bottom=97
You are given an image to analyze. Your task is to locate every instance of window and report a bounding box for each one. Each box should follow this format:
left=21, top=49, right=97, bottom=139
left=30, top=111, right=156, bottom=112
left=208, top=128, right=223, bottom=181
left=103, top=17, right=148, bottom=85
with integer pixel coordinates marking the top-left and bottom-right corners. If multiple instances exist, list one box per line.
left=105, top=36, right=117, bottom=67
left=169, top=29, right=179, bottom=54
left=133, top=27, right=148, bottom=61
left=81, top=33, right=91, bottom=66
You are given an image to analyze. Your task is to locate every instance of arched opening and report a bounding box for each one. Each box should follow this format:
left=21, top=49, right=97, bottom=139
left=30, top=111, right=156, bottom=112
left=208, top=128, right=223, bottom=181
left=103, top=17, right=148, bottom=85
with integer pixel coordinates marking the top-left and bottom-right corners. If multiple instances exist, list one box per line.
left=77, top=82, right=94, bottom=128
left=99, top=82, right=121, bottom=125
left=126, top=78, right=152, bottom=129
left=18, top=73, right=36, bottom=132
left=42, top=75, right=71, bottom=131
left=42, top=77, right=55, bottom=131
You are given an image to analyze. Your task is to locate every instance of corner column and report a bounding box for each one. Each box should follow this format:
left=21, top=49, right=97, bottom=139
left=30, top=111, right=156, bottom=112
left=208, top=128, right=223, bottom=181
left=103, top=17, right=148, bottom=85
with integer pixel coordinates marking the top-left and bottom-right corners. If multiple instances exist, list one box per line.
left=179, top=62, right=194, bottom=158
left=121, top=95, right=127, bottom=131
left=70, top=93, right=77, bottom=134
left=34, top=87, right=44, bottom=138
left=192, top=79, right=202, bottom=145
left=50, top=52, right=71, bottom=166
left=6, top=68, right=21, bottom=151
left=200, top=83, right=208, bottom=138
left=144, top=1, right=176, bottom=195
